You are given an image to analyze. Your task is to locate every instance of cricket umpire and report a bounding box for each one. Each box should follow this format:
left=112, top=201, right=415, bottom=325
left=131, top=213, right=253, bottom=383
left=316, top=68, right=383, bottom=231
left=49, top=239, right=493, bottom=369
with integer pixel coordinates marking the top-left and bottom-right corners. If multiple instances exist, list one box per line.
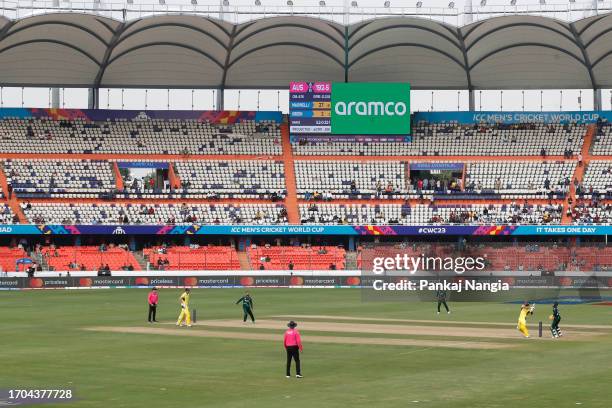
left=283, top=321, right=303, bottom=378
left=436, top=288, right=450, bottom=314
left=147, top=287, right=159, bottom=323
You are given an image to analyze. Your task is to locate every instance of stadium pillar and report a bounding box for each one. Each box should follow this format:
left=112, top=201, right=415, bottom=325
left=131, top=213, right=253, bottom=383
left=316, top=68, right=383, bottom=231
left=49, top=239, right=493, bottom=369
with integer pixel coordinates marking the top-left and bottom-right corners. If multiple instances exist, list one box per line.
left=348, top=236, right=355, bottom=251
left=594, top=89, right=602, bottom=111
left=88, top=88, right=98, bottom=109
left=51, top=0, right=61, bottom=112
left=51, top=88, right=60, bottom=108
left=216, top=89, right=224, bottom=110
left=468, top=90, right=476, bottom=111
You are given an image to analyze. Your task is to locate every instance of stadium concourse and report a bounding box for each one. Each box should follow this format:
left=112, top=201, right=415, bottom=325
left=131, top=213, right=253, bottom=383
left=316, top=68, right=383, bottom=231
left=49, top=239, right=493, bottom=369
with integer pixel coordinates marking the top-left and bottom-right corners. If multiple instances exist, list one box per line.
left=0, top=109, right=612, bottom=273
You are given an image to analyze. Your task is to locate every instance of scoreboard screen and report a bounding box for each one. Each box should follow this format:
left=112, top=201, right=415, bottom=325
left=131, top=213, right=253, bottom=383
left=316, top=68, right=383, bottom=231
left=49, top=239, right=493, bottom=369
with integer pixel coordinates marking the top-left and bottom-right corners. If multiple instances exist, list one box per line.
left=289, top=81, right=332, bottom=134
left=289, top=81, right=411, bottom=136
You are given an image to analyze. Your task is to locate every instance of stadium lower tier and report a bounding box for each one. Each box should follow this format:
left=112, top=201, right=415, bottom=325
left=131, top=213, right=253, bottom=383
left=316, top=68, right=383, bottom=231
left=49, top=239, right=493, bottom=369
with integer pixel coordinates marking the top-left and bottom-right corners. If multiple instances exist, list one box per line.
left=299, top=203, right=565, bottom=225
left=11, top=202, right=612, bottom=225
left=21, top=203, right=289, bottom=225
left=5, top=243, right=612, bottom=273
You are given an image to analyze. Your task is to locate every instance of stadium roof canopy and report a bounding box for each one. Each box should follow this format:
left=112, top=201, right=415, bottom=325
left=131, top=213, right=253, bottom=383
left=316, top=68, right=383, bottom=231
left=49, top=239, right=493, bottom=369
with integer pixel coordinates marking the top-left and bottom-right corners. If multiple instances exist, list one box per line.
left=1, top=12, right=612, bottom=90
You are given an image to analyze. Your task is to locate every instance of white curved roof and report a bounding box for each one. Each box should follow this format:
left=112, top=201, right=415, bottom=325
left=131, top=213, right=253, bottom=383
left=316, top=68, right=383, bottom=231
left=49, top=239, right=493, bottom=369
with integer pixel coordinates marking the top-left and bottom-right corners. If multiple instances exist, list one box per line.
left=1, top=12, right=612, bottom=89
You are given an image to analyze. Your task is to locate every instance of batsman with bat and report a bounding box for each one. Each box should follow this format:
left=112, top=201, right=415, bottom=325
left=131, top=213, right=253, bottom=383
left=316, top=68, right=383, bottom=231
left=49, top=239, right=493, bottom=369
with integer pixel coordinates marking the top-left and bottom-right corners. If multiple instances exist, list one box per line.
left=517, top=302, right=535, bottom=338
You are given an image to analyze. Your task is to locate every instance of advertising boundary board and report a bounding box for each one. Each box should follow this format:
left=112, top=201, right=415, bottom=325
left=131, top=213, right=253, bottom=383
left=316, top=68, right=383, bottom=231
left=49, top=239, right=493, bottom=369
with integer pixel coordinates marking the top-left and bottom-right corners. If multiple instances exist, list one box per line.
left=2, top=225, right=612, bottom=236
left=2, top=275, right=612, bottom=290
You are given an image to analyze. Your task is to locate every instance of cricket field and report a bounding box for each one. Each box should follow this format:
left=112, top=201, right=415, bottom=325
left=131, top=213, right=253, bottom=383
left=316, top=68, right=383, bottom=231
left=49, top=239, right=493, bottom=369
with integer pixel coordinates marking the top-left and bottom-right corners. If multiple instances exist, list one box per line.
left=1, top=288, right=611, bottom=407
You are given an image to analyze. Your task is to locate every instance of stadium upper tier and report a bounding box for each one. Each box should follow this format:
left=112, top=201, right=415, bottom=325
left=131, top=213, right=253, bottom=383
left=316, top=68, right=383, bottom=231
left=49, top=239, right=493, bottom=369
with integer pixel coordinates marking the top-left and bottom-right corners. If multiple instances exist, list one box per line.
left=0, top=118, right=281, bottom=155
left=0, top=117, right=587, bottom=157
left=294, top=122, right=586, bottom=156
left=0, top=109, right=611, bottom=227
left=3, top=13, right=612, bottom=90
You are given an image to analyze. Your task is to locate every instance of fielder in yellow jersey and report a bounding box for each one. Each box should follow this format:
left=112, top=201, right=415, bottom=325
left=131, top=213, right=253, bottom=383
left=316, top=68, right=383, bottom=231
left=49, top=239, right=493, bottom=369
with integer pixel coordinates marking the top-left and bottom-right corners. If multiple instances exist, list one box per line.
left=517, top=302, right=535, bottom=338
left=176, top=288, right=192, bottom=327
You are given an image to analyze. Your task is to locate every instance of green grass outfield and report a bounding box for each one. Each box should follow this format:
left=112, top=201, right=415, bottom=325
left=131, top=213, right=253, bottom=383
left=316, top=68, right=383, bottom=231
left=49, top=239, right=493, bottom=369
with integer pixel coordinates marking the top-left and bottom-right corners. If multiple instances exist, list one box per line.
left=1, top=288, right=612, bottom=408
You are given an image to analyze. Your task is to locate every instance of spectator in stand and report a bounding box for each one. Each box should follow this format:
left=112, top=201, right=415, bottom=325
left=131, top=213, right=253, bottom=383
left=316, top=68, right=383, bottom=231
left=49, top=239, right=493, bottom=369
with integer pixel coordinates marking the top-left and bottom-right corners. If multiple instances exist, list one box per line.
left=7, top=183, right=12, bottom=199
left=288, top=261, right=294, bottom=270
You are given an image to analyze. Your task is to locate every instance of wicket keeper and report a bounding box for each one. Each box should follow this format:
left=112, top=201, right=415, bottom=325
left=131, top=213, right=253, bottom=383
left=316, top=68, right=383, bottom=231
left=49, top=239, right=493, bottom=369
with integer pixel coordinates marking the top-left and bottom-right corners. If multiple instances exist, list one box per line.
left=550, top=301, right=562, bottom=338
left=176, top=288, right=192, bottom=327
left=517, top=302, right=534, bottom=338
left=235, top=292, right=255, bottom=323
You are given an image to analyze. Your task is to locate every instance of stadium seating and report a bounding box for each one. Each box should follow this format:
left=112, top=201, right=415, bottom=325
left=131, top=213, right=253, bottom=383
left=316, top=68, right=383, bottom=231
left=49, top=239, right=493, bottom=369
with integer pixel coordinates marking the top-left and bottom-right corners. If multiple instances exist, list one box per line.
left=247, top=246, right=345, bottom=270
left=592, top=120, right=612, bottom=155
left=5, top=159, right=115, bottom=198
left=0, top=204, right=16, bottom=224
left=0, top=247, right=29, bottom=272
left=0, top=118, right=281, bottom=155
left=293, top=122, right=584, bottom=156
left=295, top=161, right=407, bottom=199
left=570, top=202, right=612, bottom=224
left=174, top=160, right=286, bottom=199
left=582, top=161, right=612, bottom=198
left=22, top=202, right=288, bottom=225
left=143, top=246, right=240, bottom=270
left=42, top=246, right=140, bottom=271
left=300, top=203, right=563, bottom=225
left=463, top=161, right=575, bottom=198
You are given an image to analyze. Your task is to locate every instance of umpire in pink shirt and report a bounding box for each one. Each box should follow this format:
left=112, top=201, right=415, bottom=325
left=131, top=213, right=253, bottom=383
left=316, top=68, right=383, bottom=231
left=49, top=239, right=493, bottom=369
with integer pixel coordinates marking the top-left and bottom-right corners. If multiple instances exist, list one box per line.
left=148, top=287, right=159, bottom=323
left=284, top=321, right=303, bottom=378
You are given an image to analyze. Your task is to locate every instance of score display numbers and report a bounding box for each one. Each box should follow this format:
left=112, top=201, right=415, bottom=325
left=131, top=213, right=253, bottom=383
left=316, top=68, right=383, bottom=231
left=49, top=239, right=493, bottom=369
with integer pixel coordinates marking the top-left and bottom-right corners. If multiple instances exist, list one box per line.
left=289, top=81, right=332, bottom=134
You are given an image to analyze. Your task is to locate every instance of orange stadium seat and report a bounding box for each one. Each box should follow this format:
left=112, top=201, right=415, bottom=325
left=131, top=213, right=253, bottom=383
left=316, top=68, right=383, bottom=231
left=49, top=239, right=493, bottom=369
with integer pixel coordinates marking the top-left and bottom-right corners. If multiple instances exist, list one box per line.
left=144, top=246, right=240, bottom=270
left=43, top=246, right=140, bottom=271
left=247, top=246, right=345, bottom=270
left=0, top=247, right=29, bottom=272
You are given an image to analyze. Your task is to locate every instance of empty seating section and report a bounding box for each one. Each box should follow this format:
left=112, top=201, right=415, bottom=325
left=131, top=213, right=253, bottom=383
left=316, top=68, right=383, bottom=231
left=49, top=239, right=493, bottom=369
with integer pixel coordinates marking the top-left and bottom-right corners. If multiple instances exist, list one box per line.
left=464, top=161, right=575, bottom=198
left=143, top=246, right=240, bottom=270
left=410, top=122, right=583, bottom=156
left=0, top=118, right=281, bottom=155
left=592, top=120, right=612, bottom=155
left=247, top=246, right=345, bottom=270
left=300, top=203, right=562, bottom=225
left=293, top=140, right=418, bottom=156
left=22, top=202, right=288, bottom=224
left=42, top=246, right=140, bottom=271
left=175, top=160, right=285, bottom=198
left=293, top=122, right=584, bottom=156
left=0, top=204, right=15, bottom=223
left=582, top=161, right=612, bottom=196
left=5, top=159, right=115, bottom=197
left=471, top=245, right=612, bottom=272
left=0, top=247, right=28, bottom=272
left=295, top=161, right=406, bottom=198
